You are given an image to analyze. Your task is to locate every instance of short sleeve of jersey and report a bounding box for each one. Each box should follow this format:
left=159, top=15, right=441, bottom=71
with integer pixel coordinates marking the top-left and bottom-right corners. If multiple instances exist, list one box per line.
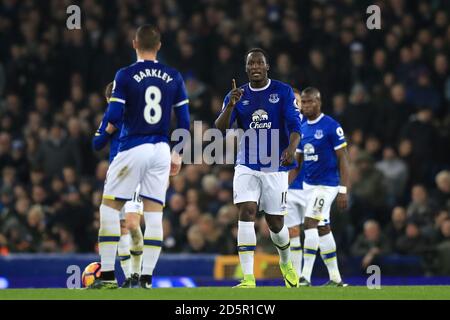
left=173, top=72, right=189, bottom=108
left=329, top=121, right=347, bottom=150
left=110, top=69, right=127, bottom=104
left=283, top=86, right=302, bottom=134
left=221, top=93, right=237, bottom=127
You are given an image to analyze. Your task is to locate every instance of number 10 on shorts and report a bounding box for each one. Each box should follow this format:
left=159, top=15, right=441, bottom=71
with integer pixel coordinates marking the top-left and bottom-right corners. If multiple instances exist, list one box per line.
left=281, top=191, right=287, bottom=205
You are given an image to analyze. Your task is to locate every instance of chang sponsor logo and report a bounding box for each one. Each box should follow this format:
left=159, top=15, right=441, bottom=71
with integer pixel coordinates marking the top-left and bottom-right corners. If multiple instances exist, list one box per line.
left=304, top=143, right=318, bottom=162
left=250, top=109, right=271, bottom=129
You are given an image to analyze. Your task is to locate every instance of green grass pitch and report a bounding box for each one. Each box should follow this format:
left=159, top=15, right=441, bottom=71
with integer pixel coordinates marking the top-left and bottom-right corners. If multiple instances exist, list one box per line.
left=1, top=286, right=450, bottom=300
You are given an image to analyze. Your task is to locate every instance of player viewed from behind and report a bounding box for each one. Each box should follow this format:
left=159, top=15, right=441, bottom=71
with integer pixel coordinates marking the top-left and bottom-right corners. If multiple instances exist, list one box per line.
left=215, top=48, right=302, bottom=288
left=92, top=82, right=144, bottom=288
left=286, top=88, right=307, bottom=276
left=90, top=25, right=189, bottom=289
left=295, top=87, right=349, bottom=287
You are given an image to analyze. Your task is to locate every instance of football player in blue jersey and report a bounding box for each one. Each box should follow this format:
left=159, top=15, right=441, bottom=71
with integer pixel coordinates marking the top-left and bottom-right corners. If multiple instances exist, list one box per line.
left=286, top=88, right=307, bottom=276
left=296, top=87, right=349, bottom=287
left=92, top=82, right=144, bottom=288
left=215, top=48, right=301, bottom=288
left=90, top=25, right=190, bottom=289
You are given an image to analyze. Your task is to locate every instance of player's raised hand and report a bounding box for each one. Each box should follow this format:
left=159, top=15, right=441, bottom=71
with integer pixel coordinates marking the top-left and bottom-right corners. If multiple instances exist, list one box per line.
left=229, top=79, right=243, bottom=106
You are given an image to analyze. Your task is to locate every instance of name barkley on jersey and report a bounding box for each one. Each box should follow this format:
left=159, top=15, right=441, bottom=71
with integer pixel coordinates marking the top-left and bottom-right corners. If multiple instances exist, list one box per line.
left=132, top=68, right=174, bottom=84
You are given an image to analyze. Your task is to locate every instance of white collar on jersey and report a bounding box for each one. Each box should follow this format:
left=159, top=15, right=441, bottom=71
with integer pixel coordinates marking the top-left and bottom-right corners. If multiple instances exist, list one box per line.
left=249, top=79, right=271, bottom=91
left=137, top=59, right=159, bottom=63
left=307, top=113, right=324, bottom=124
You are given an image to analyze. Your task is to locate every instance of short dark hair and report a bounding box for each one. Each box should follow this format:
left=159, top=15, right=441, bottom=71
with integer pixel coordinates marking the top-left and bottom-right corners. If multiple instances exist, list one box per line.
left=245, top=48, right=269, bottom=63
left=105, top=82, right=113, bottom=101
left=302, top=86, right=321, bottom=98
left=135, top=24, right=161, bottom=51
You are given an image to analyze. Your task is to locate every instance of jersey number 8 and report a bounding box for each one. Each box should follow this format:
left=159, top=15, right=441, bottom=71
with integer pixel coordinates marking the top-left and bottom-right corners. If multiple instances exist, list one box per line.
left=144, top=86, right=162, bottom=124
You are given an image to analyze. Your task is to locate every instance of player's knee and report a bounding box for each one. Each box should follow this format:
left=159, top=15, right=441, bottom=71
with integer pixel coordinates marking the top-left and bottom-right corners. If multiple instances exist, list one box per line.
left=238, top=203, right=257, bottom=221
left=289, top=226, right=300, bottom=238
left=265, top=215, right=284, bottom=233
left=318, top=225, right=331, bottom=236
left=126, top=214, right=141, bottom=231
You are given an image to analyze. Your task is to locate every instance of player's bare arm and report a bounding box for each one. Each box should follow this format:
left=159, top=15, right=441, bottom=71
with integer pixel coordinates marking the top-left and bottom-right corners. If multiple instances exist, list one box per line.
left=214, top=78, right=243, bottom=132
left=288, top=152, right=303, bottom=185
left=335, top=147, right=349, bottom=210
left=281, top=132, right=300, bottom=167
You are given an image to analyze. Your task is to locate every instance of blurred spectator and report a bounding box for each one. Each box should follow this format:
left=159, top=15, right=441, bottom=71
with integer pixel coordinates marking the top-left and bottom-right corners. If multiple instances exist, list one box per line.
left=399, top=108, right=437, bottom=185
left=351, top=220, right=391, bottom=269
left=214, top=204, right=238, bottom=254
left=349, top=151, right=387, bottom=227
left=430, top=170, right=450, bottom=210
left=162, top=218, right=179, bottom=253
left=342, top=84, right=374, bottom=136
left=407, top=185, right=438, bottom=227
left=423, top=209, right=450, bottom=243
left=198, top=214, right=219, bottom=244
left=376, top=83, right=412, bottom=144
left=407, top=68, right=441, bottom=114
left=431, top=218, right=450, bottom=275
left=384, top=206, right=408, bottom=250
left=32, top=123, right=81, bottom=177
left=184, top=225, right=209, bottom=253
left=395, top=221, right=429, bottom=255
left=376, top=147, right=408, bottom=205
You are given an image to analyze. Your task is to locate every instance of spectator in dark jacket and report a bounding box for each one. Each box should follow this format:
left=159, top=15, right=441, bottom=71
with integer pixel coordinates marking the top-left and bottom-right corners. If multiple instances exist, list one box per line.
left=351, top=220, right=391, bottom=269
left=384, top=206, right=408, bottom=250
left=33, top=123, right=81, bottom=178
left=395, top=221, right=429, bottom=255
left=349, top=151, right=387, bottom=227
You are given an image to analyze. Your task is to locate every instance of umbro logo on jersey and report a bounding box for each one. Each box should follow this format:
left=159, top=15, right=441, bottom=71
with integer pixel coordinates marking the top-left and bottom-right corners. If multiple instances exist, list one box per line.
left=242, top=100, right=249, bottom=105
left=269, top=94, right=280, bottom=103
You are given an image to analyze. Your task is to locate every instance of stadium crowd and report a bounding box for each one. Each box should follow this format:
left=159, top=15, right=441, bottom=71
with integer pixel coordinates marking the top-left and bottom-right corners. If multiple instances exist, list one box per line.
left=0, top=0, right=449, bottom=275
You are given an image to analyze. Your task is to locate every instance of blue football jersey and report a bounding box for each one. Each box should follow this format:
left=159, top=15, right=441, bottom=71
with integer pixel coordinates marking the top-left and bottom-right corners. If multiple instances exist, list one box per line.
left=221, top=79, right=301, bottom=172
left=289, top=113, right=307, bottom=190
left=107, top=59, right=190, bottom=152
left=299, top=114, right=347, bottom=186
left=92, top=111, right=122, bottom=163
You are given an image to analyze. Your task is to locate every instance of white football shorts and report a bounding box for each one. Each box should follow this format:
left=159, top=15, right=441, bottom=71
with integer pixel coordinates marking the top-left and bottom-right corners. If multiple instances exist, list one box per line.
left=119, top=184, right=144, bottom=220
left=103, top=142, right=171, bottom=206
left=233, top=164, right=288, bottom=215
left=285, top=188, right=307, bottom=228
left=303, top=182, right=339, bottom=226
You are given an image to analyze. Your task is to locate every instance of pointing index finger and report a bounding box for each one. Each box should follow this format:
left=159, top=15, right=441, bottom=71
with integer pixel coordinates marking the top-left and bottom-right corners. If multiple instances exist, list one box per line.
left=232, top=79, right=236, bottom=90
